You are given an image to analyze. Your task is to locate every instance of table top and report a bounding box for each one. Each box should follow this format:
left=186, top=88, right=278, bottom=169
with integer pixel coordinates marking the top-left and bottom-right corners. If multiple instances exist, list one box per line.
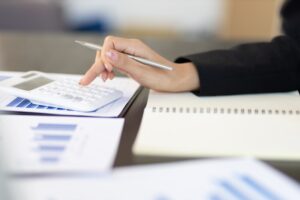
left=1, top=31, right=299, bottom=183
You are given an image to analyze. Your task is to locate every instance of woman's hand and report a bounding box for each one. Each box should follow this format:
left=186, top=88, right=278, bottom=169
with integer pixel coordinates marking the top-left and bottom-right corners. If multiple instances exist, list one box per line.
left=80, top=36, right=200, bottom=92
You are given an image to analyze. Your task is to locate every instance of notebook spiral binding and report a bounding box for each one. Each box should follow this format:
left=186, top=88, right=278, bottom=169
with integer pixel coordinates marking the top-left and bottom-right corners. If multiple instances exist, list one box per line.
left=151, top=106, right=300, bottom=115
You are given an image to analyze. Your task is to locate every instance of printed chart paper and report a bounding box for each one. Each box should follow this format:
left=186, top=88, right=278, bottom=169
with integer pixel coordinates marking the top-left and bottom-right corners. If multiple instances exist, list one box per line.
left=0, top=115, right=124, bottom=173
left=10, top=159, right=300, bottom=200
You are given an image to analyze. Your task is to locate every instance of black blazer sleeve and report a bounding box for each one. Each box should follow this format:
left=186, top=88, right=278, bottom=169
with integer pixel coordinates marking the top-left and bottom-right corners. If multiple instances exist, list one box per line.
left=176, top=0, right=300, bottom=96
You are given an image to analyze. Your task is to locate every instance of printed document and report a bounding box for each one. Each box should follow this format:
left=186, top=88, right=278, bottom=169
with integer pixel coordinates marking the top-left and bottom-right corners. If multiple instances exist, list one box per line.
left=0, top=115, right=124, bottom=173
left=9, top=159, right=300, bottom=200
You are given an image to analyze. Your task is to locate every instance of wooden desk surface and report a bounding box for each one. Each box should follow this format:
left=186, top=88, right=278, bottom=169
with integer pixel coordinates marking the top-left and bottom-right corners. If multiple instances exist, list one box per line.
left=1, top=32, right=299, bottom=183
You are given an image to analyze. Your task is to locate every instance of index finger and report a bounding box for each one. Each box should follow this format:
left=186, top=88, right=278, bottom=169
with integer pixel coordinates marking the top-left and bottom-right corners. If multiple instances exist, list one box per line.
left=80, top=59, right=106, bottom=85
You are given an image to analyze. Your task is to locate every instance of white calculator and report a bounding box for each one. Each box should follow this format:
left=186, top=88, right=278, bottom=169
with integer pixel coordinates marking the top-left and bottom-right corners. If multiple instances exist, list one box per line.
left=0, top=71, right=123, bottom=112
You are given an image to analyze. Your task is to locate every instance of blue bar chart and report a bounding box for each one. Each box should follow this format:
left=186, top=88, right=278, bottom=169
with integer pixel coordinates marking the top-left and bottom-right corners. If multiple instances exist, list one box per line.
left=6, top=97, right=69, bottom=111
left=31, top=123, right=77, bottom=164
left=32, top=123, right=77, bottom=131
left=209, top=174, right=281, bottom=200
left=1, top=115, right=124, bottom=173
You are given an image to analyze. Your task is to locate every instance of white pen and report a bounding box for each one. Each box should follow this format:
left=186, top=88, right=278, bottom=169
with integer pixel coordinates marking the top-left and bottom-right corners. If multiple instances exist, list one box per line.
left=75, top=40, right=173, bottom=71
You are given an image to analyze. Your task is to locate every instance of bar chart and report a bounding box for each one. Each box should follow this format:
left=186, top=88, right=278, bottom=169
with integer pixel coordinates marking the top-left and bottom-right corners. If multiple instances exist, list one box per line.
left=209, top=173, right=281, bottom=200
left=7, top=97, right=70, bottom=111
left=147, top=173, right=281, bottom=200
left=1, top=115, right=124, bottom=173
left=31, top=123, right=77, bottom=165
left=12, top=159, right=300, bottom=200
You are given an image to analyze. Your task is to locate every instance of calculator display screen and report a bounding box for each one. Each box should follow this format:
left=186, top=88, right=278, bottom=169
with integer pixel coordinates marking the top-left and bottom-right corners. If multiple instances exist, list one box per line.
left=13, top=76, right=54, bottom=91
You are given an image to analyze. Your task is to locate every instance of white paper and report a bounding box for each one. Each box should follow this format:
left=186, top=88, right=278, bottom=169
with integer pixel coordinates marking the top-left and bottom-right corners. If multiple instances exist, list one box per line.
left=0, top=115, right=124, bottom=173
left=0, top=71, right=140, bottom=117
left=134, top=90, right=300, bottom=160
left=9, top=159, right=300, bottom=200
left=146, top=90, right=300, bottom=110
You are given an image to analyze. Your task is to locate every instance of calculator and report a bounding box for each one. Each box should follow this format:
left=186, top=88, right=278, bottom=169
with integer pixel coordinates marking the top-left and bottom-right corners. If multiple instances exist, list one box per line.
left=0, top=71, right=123, bottom=112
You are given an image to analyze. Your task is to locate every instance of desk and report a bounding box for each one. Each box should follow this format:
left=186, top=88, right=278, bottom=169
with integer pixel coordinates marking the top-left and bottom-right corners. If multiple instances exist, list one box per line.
left=1, top=32, right=299, bottom=183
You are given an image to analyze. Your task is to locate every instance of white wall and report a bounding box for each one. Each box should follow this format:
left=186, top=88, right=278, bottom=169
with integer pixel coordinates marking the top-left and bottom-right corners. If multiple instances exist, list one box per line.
left=63, top=0, right=223, bottom=35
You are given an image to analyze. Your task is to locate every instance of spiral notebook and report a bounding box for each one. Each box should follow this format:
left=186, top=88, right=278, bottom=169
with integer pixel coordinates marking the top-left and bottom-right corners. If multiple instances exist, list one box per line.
left=133, top=90, right=300, bottom=160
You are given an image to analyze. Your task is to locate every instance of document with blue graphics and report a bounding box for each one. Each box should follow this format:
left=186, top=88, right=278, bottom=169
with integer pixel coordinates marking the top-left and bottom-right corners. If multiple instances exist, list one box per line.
left=10, top=159, right=300, bottom=200
left=0, top=71, right=140, bottom=117
left=0, top=115, right=124, bottom=174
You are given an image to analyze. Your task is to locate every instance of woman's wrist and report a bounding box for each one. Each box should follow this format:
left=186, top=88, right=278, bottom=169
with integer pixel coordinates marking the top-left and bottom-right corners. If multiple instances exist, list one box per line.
left=168, top=62, right=200, bottom=92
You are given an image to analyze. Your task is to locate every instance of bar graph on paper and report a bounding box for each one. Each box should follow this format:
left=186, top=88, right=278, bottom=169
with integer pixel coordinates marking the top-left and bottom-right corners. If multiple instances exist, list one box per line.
left=5, top=121, right=88, bottom=172
left=121, top=173, right=282, bottom=200
left=147, top=174, right=282, bottom=200
left=31, top=123, right=77, bottom=165
left=208, top=174, right=281, bottom=200
left=1, top=88, right=125, bottom=117
left=28, top=171, right=285, bottom=200
left=1, top=115, right=124, bottom=173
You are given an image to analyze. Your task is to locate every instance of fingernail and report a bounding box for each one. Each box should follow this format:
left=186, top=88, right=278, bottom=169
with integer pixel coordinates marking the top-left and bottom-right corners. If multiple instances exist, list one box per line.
left=106, top=51, right=117, bottom=61
left=101, top=74, right=105, bottom=82
left=79, top=79, right=84, bottom=85
left=104, top=63, right=109, bottom=71
left=104, top=63, right=112, bottom=72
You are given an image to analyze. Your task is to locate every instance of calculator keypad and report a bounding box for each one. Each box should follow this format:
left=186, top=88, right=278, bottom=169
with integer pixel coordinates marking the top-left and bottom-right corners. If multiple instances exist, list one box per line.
left=34, top=78, right=123, bottom=111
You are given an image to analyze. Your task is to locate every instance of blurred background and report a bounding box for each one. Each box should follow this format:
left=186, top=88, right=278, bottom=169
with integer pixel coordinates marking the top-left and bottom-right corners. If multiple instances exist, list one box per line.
left=0, top=0, right=284, bottom=74
left=0, top=0, right=284, bottom=38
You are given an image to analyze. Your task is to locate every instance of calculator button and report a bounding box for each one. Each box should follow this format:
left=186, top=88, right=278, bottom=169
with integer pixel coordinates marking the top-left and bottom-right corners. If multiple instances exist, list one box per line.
left=88, top=97, right=96, bottom=101
left=90, top=89, right=98, bottom=94
left=26, top=77, right=123, bottom=111
left=73, top=97, right=83, bottom=102
left=94, top=96, right=103, bottom=100
left=101, top=92, right=109, bottom=96
left=74, top=93, right=83, bottom=97
left=95, top=93, right=104, bottom=96
left=62, top=94, right=73, bottom=99
left=101, top=87, right=113, bottom=92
